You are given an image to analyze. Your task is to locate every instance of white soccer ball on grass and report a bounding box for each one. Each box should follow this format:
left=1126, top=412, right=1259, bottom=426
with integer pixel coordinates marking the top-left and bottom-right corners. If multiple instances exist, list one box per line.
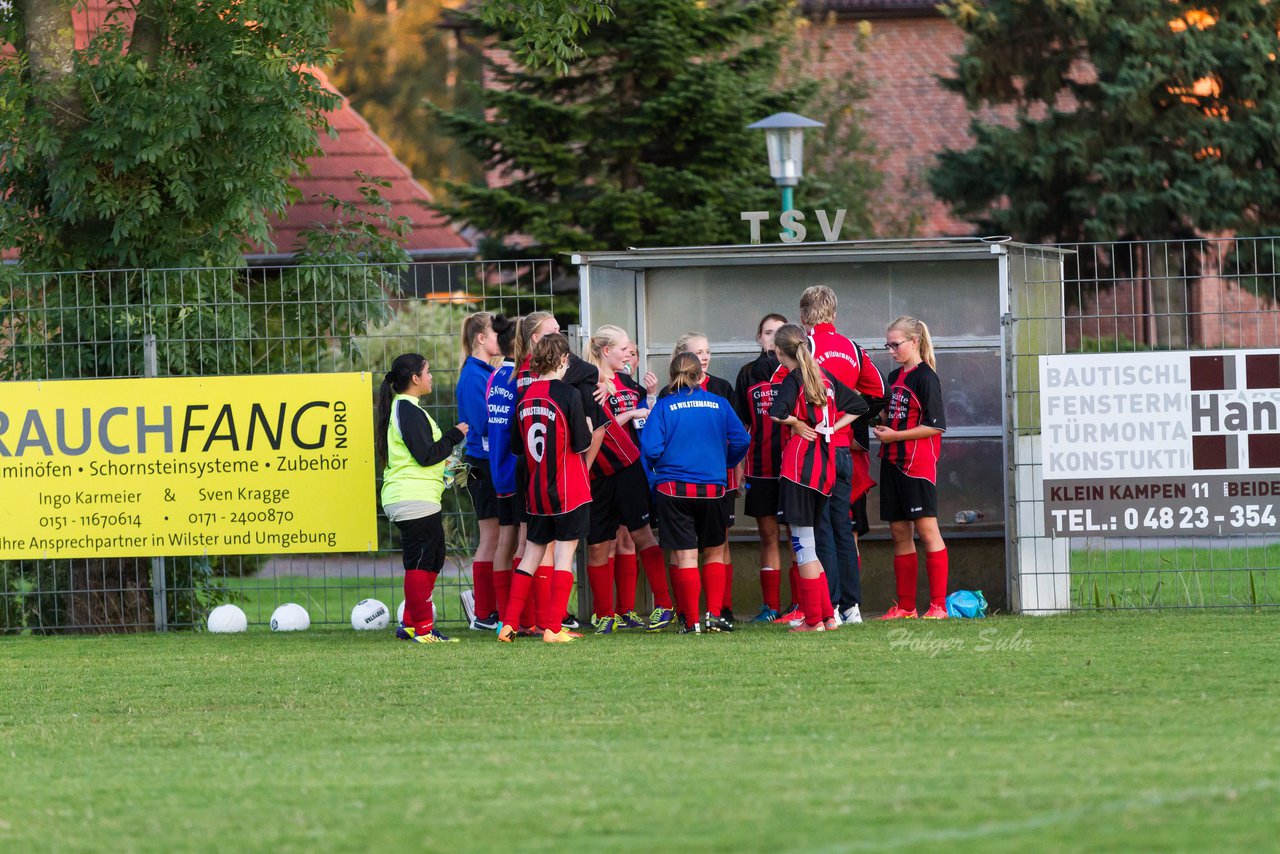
left=270, top=603, right=310, bottom=632
left=351, top=598, right=390, bottom=631
left=397, top=600, right=406, bottom=624
left=207, top=604, right=247, bottom=633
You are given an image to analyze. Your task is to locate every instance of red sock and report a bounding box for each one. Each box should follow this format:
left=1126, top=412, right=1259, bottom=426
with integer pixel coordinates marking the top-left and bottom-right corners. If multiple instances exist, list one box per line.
left=723, top=562, right=734, bottom=610
left=760, top=568, right=781, bottom=612
left=894, top=553, right=918, bottom=613
left=703, top=562, right=727, bottom=616
left=926, top=548, right=949, bottom=608
left=472, top=560, right=495, bottom=619
left=788, top=562, right=801, bottom=608
left=672, top=565, right=701, bottom=628
left=800, top=576, right=825, bottom=627
left=587, top=561, right=614, bottom=619
left=551, top=569, right=575, bottom=632
left=503, top=570, right=535, bottom=627
left=814, top=571, right=834, bottom=617
left=534, top=562, right=555, bottom=631
left=404, top=569, right=437, bottom=634
left=615, top=552, right=638, bottom=614
left=493, top=567, right=512, bottom=623
left=639, top=547, right=671, bottom=609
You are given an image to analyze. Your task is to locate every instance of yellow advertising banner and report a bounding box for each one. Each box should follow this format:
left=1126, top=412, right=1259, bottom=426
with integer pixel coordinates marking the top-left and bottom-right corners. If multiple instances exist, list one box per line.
left=0, top=373, right=377, bottom=559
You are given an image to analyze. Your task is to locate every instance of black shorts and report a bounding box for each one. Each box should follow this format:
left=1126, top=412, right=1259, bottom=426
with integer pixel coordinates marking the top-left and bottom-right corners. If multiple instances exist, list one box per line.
left=656, top=492, right=728, bottom=552
left=851, top=494, right=870, bottom=537
left=587, top=464, right=652, bottom=544
left=526, top=504, right=591, bottom=545
left=879, top=462, right=938, bottom=522
left=465, top=456, right=499, bottom=520
left=721, top=491, right=737, bottom=529
left=496, top=494, right=526, bottom=527
left=780, top=480, right=828, bottom=528
left=744, top=477, right=783, bottom=519
left=393, top=513, right=446, bottom=573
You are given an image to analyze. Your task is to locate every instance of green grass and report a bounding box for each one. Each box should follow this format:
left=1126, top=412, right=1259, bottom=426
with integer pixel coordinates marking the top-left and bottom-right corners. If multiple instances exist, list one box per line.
left=3, top=613, right=1279, bottom=852
left=1070, top=545, right=1280, bottom=608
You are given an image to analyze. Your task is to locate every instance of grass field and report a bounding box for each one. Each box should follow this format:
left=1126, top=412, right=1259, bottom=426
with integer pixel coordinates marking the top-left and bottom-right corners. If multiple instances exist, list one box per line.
left=1070, top=544, right=1280, bottom=608
left=3, top=612, right=1278, bottom=852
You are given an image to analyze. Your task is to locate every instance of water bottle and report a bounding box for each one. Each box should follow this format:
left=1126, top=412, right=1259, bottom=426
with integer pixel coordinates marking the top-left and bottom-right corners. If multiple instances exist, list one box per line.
left=442, top=443, right=468, bottom=488
left=954, top=509, right=984, bottom=524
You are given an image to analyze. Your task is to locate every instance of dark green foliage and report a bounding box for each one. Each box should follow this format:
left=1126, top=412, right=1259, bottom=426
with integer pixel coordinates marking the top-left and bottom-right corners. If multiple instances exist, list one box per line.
left=433, top=0, right=880, bottom=263
left=931, top=0, right=1280, bottom=244
left=0, top=0, right=349, bottom=271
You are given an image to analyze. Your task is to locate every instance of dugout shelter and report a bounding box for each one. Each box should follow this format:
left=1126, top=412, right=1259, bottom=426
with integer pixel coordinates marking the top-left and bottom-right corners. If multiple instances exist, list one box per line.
left=572, top=238, right=1070, bottom=614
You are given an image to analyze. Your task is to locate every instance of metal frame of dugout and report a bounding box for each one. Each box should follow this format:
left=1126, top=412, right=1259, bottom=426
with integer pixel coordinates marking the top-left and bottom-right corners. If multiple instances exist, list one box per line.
left=572, top=238, right=1072, bottom=614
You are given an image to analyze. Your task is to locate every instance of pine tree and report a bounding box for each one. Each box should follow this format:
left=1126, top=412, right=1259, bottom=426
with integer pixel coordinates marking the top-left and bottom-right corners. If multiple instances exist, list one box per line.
left=930, top=0, right=1280, bottom=243
left=432, top=0, right=878, bottom=260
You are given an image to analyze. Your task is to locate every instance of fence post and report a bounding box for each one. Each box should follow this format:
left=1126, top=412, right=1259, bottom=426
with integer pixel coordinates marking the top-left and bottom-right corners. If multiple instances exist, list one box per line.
left=143, top=332, right=169, bottom=632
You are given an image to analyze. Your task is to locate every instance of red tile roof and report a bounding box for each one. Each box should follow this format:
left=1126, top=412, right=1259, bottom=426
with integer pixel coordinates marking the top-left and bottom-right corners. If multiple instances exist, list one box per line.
left=5, top=2, right=472, bottom=263
left=262, top=67, right=472, bottom=259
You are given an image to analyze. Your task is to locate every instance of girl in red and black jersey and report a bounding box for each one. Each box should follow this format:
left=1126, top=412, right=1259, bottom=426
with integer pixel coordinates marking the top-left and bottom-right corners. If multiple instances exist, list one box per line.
left=874, top=316, right=948, bottom=620
left=499, top=334, right=594, bottom=644
left=510, top=311, right=605, bottom=635
left=662, top=332, right=740, bottom=624
left=581, top=325, right=671, bottom=634
left=733, top=313, right=794, bottom=622
left=608, top=341, right=661, bottom=629
left=767, top=324, right=867, bottom=632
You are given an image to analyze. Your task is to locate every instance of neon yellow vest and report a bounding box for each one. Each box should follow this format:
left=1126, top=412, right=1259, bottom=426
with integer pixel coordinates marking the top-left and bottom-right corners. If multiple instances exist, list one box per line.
left=381, top=394, right=447, bottom=507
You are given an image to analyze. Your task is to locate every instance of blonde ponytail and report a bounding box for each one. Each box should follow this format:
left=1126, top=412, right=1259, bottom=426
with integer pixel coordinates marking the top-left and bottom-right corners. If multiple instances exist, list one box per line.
left=888, top=315, right=936, bottom=371
left=515, top=311, right=553, bottom=366
left=774, top=323, right=826, bottom=406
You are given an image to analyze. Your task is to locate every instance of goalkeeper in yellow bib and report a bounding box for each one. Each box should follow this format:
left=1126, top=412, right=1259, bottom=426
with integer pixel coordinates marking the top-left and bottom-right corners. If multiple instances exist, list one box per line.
left=376, top=353, right=469, bottom=644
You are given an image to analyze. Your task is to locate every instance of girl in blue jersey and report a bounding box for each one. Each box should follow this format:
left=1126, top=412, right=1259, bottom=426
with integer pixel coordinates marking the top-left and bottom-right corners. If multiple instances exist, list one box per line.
left=642, top=352, right=750, bottom=634
left=483, top=314, right=522, bottom=629
left=457, top=311, right=503, bottom=630
left=376, top=353, right=469, bottom=644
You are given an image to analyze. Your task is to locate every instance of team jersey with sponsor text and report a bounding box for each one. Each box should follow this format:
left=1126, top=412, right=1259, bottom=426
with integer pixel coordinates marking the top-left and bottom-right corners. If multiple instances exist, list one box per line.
left=879, top=362, right=946, bottom=483
left=734, top=351, right=790, bottom=479
left=592, top=370, right=644, bottom=478
left=768, top=370, right=866, bottom=496
left=510, top=378, right=593, bottom=515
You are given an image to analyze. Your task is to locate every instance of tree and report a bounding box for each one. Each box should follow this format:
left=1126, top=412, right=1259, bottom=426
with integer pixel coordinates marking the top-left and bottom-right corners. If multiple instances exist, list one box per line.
left=431, top=0, right=882, bottom=263
left=327, top=0, right=486, bottom=203
left=0, top=0, right=612, bottom=272
left=1, top=0, right=349, bottom=271
left=930, top=0, right=1280, bottom=244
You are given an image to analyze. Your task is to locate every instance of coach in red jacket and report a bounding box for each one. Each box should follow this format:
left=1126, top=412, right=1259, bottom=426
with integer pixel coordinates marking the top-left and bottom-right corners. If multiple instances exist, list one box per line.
left=799, top=286, right=886, bottom=624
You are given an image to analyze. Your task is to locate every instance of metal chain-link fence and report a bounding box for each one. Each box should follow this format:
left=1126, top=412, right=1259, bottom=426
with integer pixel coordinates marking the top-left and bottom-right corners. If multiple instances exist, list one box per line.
left=1010, top=236, right=1280, bottom=611
left=0, top=259, right=557, bottom=632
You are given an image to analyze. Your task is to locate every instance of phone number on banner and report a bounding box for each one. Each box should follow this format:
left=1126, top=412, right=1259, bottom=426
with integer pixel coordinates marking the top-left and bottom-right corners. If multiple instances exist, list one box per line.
left=1044, top=475, right=1280, bottom=536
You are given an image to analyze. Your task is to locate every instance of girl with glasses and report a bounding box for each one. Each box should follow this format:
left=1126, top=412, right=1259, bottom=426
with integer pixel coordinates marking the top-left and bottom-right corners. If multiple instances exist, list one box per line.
left=874, top=316, right=949, bottom=619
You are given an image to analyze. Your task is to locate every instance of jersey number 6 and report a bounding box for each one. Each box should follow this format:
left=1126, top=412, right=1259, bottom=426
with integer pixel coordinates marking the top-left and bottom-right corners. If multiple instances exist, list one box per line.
left=527, top=422, right=547, bottom=462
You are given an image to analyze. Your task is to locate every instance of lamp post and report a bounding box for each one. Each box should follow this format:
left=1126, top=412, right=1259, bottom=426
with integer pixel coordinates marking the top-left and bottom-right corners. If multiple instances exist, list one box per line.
left=747, top=112, right=824, bottom=216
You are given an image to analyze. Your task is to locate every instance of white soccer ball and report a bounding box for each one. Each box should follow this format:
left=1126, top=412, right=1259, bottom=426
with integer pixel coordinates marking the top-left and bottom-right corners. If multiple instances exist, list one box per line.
left=270, top=603, right=310, bottom=632
left=396, top=599, right=406, bottom=624
left=207, top=604, right=247, bottom=633
left=351, top=598, right=390, bottom=631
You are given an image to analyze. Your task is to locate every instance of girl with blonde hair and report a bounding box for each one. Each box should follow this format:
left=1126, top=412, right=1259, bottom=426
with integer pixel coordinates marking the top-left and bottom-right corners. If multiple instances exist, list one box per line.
left=874, top=316, right=948, bottom=619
